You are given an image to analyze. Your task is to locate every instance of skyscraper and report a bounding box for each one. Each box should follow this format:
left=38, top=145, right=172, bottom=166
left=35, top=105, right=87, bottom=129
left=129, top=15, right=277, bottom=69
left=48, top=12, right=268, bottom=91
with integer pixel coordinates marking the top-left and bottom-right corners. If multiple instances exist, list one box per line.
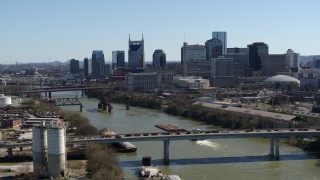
left=153, top=49, right=166, bottom=70
left=84, top=57, right=89, bottom=78
left=69, top=59, right=80, bottom=74
left=211, top=57, right=234, bottom=77
left=205, top=38, right=223, bottom=61
left=261, top=54, right=287, bottom=76
left=128, top=35, right=144, bottom=70
left=211, top=56, right=236, bottom=87
left=248, top=42, right=269, bottom=71
left=92, top=50, right=105, bottom=78
left=212, top=32, right=227, bottom=55
left=112, top=51, right=125, bottom=69
left=286, top=49, right=300, bottom=72
left=181, top=42, right=208, bottom=77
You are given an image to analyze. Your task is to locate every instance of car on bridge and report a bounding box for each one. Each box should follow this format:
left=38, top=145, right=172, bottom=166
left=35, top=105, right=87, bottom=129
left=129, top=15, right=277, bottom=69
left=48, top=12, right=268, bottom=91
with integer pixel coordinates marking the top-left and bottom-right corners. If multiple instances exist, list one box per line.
left=115, top=134, right=122, bottom=138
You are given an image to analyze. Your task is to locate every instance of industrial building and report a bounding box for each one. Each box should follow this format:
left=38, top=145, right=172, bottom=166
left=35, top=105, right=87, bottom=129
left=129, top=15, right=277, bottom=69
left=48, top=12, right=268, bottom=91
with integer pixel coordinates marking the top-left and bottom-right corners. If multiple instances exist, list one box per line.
left=33, top=125, right=66, bottom=179
left=0, top=94, right=12, bottom=107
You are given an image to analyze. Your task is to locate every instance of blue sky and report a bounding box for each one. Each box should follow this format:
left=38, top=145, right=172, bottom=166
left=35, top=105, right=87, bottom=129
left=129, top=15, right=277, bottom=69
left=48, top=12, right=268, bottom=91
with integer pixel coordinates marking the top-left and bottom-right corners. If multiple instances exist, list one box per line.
left=0, top=0, right=319, bottom=64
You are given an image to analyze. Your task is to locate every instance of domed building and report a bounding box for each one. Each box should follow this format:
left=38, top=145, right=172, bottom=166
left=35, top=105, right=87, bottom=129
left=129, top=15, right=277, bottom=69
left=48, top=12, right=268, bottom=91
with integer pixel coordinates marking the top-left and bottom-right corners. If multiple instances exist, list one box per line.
left=263, top=75, right=300, bottom=89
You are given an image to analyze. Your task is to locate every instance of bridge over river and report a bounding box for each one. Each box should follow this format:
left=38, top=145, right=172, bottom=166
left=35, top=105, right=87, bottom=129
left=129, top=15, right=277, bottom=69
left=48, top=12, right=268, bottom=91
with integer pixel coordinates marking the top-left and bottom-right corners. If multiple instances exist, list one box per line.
left=4, top=128, right=319, bottom=165
left=72, top=128, right=320, bottom=164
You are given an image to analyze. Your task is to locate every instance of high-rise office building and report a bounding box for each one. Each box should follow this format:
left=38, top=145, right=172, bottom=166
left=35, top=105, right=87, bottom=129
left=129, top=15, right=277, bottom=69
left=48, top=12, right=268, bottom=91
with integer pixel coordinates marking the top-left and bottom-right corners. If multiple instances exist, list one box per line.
left=286, top=49, right=300, bottom=72
left=261, top=54, right=287, bottom=76
left=153, top=49, right=166, bottom=70
left=211, top=57, right=234, bottom=77
left=211, top=56, right=235, bottom=87
left=212, top=32, right=227, bottom=54
left=84, top=57, right=89, bottom=78
left=205, top=38, right=223, bottom=61
left=69, top=59, right=80, bottom=74
left=128, top=35, right=144, bottom=70
left=181, top=42, right=208, bottom=77
left=248, top=42, right=269, bottom=71
left=92, top=50, right=105, bottom=78
left=112, top=51, right=125, bottom=69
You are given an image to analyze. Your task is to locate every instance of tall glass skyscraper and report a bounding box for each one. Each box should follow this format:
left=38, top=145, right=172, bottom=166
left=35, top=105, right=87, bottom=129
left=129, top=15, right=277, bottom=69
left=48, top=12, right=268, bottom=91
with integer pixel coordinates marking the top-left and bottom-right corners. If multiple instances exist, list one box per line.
left=69, top=59, right=79, bottom=74
left=248, top=42, right=268, bottom=71
left=153, top=49, right=166, bottom=70
left=128, top=35, right=144, bottom=70
left=112, top=51, right=125, bottom=69
left=92, top=50, right=105, bottom=78
left=212, top=31, right=227, bottom=55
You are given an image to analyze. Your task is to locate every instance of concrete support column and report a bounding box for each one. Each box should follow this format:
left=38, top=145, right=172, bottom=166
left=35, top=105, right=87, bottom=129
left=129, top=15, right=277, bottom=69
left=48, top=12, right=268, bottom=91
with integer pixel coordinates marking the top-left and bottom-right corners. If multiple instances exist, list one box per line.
left=49, top=92, right=52, bottom=99
left=81, top=90, right=84, bottom=97
left=7, top=148, right=13, bottom=158
left=270, top=138, right=274, bottom=157
left=274, top=138, right=280, bottom=160
left=80, top=105, right=83, bottom=112
left=163, top=140, right=170, bottom=165
left=45, top=92, right=47, bottom=98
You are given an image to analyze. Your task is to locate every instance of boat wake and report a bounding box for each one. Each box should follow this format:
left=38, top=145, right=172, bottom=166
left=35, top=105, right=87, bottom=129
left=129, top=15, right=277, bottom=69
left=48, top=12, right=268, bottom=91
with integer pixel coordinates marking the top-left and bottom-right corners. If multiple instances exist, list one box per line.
left=196, top=140, right=222, bottom=150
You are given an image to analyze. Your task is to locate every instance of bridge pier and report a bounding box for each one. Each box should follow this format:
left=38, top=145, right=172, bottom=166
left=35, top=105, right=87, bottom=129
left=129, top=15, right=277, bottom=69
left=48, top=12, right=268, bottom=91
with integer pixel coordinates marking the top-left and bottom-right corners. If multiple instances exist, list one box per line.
left=163, top=140, right=170, bottom=165
left=274, top=138, right=280, bottom=160
left=270, top=138, right=274, bottom=157
left=45, top=92, right=47, bottom=98
left=48, top=92, right=52, bottom=99
left=7, top=148, right=13, bottom=158
left=81, top=90, right=84, bottom=97
left=80, top=105, right=83, bottom=112
left=269, top=138, right=280, bottom=160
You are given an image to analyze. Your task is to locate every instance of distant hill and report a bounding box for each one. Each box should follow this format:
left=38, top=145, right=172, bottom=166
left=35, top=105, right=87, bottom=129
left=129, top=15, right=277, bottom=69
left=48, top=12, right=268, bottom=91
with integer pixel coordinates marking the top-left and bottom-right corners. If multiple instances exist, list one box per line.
left=300, top=55, right=320, bottom=63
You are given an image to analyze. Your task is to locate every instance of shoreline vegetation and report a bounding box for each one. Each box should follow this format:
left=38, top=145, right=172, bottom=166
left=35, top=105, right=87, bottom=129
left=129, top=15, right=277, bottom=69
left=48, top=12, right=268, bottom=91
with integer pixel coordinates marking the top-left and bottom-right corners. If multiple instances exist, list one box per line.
left=85, top=89, right=320, bottom=151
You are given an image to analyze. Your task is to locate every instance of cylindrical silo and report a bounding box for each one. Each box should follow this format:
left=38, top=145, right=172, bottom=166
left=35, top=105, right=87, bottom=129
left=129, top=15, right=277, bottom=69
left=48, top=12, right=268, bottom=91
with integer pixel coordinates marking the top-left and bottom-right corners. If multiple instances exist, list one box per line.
left=47, top=127, right=66, bottom=178
left=0, top=94, right=12, bottom=107
left=32, top=126, right=48, bottom=174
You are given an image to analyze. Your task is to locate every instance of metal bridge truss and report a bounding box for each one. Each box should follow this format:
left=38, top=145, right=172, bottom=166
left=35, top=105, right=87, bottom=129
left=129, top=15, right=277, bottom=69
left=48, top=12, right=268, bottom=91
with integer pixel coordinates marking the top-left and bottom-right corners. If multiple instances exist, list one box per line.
left=48, top=98, right=82, bottom=106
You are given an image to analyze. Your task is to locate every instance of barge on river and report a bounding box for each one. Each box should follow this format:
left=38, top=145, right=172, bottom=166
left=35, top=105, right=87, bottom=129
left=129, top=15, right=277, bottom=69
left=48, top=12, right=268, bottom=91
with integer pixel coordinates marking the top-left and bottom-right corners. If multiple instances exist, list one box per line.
left=112, top=141, right=137, bottom=152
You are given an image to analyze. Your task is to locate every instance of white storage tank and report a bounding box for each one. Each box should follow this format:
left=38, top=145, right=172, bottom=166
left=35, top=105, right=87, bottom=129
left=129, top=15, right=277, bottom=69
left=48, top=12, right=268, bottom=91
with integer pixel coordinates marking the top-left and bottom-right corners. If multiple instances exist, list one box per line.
left=32, top=126, right=48, bottom=174
left=47, top=127, right=66, bottom=178
left=0, top=94, right=11, bottom=107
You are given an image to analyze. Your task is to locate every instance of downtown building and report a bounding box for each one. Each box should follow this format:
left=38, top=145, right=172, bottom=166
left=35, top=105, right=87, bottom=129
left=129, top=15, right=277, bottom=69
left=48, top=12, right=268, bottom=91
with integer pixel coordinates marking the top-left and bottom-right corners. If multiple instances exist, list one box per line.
left=69, top=59, right=80, bottom=74
left=128, top=36, right=144, bottom=70
left=205, top=38, right=223, bottom=61
left=211, top=56, right=236, bottom=87
left=112, top=51, right=125, bottom=69
left=212, top=31, right=227, bottom=55
left=91, top=50, right=105, bottom=78
left=83, top=57, right=92, bottom=78
left=285, top=49, right=300, bottom=73
left=224, top=48, right=249, bottom=77
left=181, top=42, right=209, bottom=77
left=248, top=42, right=269, bottom=76
left=261, top=54, right=287, bottom=76
left=152, top=49, right=166, bottom=70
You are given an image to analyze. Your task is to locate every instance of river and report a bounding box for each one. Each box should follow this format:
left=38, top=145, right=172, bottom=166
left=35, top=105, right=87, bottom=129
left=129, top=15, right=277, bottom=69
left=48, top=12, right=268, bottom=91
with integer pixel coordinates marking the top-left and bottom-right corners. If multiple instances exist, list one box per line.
left=50, top=91, right=320, bottom=180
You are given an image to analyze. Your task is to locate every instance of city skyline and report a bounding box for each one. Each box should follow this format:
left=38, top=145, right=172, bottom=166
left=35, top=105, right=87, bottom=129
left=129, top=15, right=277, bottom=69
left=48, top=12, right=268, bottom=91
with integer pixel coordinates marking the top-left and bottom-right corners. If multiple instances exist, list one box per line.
left=0, top=0, right=319, bottom=64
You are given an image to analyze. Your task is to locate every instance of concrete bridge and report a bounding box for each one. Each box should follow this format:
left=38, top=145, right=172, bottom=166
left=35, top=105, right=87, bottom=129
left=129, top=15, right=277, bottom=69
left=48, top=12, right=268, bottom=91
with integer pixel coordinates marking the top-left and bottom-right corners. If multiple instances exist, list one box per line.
left=3, top=129, right=320, bottom=164
left=73, top=128, right=320, bottom=164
